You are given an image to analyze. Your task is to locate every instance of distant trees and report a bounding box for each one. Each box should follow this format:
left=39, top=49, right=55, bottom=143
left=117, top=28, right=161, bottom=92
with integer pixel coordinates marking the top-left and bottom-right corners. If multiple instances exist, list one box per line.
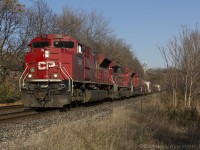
left=48, top=5, right=144, bottom=74
left=160, top=26, right=200, bottom=108
left=146, top=68, right=165, bottom=85
left=0, top=0, right=144, bottom=83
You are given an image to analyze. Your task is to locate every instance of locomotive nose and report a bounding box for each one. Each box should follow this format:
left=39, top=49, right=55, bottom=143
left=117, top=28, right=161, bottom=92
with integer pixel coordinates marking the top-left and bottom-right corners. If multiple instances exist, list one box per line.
left=35, top=92, right=51, bottom=106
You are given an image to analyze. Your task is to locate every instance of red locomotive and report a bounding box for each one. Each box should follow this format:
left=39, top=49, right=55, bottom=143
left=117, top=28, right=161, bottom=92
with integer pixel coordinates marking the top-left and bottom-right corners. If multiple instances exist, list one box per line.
left=19, top=34, right=145, bottom=108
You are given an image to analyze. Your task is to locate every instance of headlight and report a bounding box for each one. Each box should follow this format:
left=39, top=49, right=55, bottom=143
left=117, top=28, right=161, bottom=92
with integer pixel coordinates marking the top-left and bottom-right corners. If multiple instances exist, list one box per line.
left=28, top=74, right=32, bottom=78
left=45, top=50, right=50, bottom=58
left=53, top=74, right=58, bottom=78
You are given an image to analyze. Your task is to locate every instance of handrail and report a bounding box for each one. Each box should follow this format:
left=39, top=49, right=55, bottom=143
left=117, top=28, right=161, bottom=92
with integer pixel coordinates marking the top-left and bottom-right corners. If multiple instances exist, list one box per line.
left=63, top=67, right=73, bottom=95
left=19, top=63, right=28, bottom=91
left=113, top=75, right=118, bottom=92
left=110, top=75, right=114, bottom=84
left=59, top=62, right=73, bottom=95
left=130, top=78, right=134, bottom=93
left=19, top=62, right=73, bottom=95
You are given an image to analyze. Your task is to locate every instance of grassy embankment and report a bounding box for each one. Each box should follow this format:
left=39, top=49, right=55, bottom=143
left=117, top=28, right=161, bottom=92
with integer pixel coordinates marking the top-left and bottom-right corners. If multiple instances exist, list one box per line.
left=8, top=93, right=200, bottom=150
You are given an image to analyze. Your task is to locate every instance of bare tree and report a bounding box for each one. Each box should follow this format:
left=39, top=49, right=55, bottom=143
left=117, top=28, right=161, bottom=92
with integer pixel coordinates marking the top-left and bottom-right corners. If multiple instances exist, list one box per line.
left=180, top=27, right=200, bottom=107
left=159, top=39, right=180, bottom=107
left=83, top=10, right=112, bottom=48
left=0, top=0, right=26, bottom=82
left=57, top=8, right=113, bottom=49
left=56, top=7, right=86, bottom=39
left=160, top=26, right=200, bottom=108
left=25, top=0, right=58, bottom=37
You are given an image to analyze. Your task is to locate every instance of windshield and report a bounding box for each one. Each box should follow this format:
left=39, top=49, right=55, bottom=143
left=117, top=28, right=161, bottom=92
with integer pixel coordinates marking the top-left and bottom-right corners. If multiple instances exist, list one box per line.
left=33, top=41, right=50, bottom=48
left=54, top=41, right=74, bottom=48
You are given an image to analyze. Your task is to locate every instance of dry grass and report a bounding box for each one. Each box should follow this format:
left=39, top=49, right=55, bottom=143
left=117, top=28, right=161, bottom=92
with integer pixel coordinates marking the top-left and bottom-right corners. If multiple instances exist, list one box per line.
left=13, top=107, right=142, bottom=150
left=5, top=93, right=200, bottom=150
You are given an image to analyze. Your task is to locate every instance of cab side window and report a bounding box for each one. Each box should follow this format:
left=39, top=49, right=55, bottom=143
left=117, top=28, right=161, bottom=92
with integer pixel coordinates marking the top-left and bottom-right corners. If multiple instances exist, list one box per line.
left=77, top=44, right=83, bottom=54
left=33, top=41, right=50, bottom=48
left=54, top=41, right=74, bottom=48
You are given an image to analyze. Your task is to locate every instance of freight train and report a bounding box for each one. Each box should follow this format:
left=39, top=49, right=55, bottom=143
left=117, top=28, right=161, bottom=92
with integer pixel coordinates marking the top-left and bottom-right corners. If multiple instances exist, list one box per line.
left=19, top=34, right=160, bottom=108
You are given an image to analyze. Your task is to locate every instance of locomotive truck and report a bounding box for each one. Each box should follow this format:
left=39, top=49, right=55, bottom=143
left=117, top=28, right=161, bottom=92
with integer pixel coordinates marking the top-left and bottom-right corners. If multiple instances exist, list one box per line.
left=19, top=34, right=146, bottom=108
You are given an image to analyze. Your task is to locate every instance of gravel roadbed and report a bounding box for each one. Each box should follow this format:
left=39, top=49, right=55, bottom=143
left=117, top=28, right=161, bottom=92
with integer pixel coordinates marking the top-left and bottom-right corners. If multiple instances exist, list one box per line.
left=0, top=95, right=153, bottom=149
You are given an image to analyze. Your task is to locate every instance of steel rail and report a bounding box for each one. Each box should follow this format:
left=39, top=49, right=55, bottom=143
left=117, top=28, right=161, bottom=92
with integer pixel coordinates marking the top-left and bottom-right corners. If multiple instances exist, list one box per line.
left=0, top=109, right=38, bottom=121
left=0, top=105, right=25, bottom=115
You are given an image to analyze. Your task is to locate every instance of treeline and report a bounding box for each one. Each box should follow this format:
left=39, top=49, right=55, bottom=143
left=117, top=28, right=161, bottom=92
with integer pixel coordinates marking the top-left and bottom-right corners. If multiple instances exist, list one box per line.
left=160, top=26, right=200, bottom=108
left=0, top=0, right=144, bottom=83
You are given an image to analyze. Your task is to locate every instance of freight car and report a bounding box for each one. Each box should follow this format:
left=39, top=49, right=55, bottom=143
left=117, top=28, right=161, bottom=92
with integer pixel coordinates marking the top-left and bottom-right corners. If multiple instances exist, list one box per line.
left=152, top=84, right=161, bottom=92
left=19, top=34, right=152, bottom=108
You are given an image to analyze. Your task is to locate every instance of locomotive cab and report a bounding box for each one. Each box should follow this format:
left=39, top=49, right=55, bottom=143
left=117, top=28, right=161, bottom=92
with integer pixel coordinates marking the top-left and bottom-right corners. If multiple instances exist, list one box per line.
left=20, top=34, right=76, bottom=108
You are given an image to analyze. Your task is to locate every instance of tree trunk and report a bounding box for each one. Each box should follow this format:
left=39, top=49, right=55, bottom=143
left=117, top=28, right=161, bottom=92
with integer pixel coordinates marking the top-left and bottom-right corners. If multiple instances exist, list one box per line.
left=188, top=77, right=193, bottom=108
left=184, top=75, right=188, bottom=107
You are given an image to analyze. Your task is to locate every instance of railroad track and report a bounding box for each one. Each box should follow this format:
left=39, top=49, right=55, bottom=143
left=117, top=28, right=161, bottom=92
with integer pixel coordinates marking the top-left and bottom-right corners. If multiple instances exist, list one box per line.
left=0, top=109, right=38, bottom=121
left=0, top=93, right=156, bottom=121
left=0, top=104, right=25, bottom=115
left=0, top=102, right=103, bottom=121
left=0, top=108, right=61, bottom=121
left=0, top=104, right=39, bottom=121
left=0, top=105, right=61, bottom=121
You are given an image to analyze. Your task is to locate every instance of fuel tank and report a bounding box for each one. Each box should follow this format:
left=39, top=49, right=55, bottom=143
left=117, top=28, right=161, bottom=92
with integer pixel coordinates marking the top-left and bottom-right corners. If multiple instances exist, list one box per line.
left=84, top=90, right=108, bottom=102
